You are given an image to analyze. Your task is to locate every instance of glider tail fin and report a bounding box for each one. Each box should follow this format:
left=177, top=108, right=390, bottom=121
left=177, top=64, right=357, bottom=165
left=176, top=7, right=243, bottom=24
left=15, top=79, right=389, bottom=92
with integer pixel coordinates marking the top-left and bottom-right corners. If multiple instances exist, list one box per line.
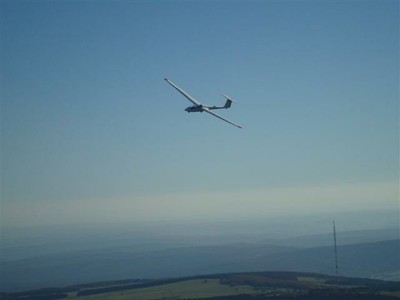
left=222, top=94, right=237, bottom=109
left=224, top=99, right=233, bottom=108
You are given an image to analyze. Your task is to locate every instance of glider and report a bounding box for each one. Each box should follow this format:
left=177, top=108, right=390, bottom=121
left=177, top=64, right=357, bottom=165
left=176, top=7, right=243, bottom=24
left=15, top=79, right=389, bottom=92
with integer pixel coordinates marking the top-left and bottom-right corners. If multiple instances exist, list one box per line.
left=164, top=78, right=242, bottom=128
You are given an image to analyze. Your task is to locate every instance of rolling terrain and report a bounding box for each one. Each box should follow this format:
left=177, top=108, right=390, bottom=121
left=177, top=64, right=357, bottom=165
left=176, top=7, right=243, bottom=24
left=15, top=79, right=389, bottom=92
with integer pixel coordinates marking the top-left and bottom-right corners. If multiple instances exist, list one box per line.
left=1, top=214, right=398, bottom=293
left=1, top=271, right=399, bottom=300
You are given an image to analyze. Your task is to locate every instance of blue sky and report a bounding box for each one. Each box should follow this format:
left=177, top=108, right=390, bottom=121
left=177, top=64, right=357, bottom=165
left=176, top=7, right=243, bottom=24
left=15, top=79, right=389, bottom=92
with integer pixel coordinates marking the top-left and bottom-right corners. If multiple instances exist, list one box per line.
left=2, top=0, right=399, bottom=226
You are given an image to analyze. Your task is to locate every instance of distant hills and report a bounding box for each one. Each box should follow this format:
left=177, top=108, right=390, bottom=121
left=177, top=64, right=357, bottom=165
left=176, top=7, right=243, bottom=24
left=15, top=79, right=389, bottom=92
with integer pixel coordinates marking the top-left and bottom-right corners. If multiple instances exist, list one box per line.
left=1, top=214, right=398, bottom=294
left=229, top=239, right=399, bottom=279
left=270, top=228, right=400, bottom=248
left=1, top=238, right=398, bottom=292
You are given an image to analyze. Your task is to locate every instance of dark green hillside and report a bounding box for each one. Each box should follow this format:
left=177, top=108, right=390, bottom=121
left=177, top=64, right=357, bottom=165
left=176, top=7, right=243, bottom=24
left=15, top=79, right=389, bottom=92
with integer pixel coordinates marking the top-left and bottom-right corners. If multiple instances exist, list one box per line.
left=1, top=271, right=399, bottom=300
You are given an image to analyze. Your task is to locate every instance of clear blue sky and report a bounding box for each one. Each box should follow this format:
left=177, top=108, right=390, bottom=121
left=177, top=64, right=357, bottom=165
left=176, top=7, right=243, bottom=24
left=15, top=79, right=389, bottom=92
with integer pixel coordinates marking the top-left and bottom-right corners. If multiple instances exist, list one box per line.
left=2, top=0, right=399, bottom=226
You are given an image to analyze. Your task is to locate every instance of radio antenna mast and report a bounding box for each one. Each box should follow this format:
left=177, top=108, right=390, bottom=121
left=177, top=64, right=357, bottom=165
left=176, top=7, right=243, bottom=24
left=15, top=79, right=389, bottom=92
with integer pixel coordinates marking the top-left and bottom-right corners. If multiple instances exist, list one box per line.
left=333, top=220, right=339, bottom=283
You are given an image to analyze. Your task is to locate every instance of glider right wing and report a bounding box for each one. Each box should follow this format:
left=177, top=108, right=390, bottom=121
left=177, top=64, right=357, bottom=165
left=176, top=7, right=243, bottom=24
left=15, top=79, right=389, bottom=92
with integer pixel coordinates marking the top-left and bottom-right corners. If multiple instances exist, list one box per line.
left=203, top=107, right=242, bottom=128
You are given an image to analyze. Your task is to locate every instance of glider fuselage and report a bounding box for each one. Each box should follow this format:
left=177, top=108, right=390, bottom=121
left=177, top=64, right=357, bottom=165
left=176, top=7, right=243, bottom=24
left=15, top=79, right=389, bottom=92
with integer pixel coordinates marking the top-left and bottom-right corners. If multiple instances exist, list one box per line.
left=185, top=104, right=224, bottom=113
left=185, top=105, right=203, bottom=112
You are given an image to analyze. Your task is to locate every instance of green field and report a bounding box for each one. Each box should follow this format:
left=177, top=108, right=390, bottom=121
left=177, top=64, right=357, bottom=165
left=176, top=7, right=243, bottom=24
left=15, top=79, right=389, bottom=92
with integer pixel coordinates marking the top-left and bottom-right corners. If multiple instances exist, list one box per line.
left=68, top=273, right=400, bottom=300
left=73, top=279, right=261, bottom=300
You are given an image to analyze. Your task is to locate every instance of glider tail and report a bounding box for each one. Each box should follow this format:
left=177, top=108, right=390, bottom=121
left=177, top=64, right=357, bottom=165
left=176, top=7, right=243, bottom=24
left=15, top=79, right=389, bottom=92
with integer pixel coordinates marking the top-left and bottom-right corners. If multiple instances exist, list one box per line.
left=222, top=94, right=237, bottom=109
left=224, top=99, right=233, bottom=108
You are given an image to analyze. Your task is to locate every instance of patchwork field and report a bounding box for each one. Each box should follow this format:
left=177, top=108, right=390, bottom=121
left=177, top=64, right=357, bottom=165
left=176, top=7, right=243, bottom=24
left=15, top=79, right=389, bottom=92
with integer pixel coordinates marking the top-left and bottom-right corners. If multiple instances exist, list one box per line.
left=74, top=279, right=261, bottom=300
left=2, top=271, right=399, bottom=300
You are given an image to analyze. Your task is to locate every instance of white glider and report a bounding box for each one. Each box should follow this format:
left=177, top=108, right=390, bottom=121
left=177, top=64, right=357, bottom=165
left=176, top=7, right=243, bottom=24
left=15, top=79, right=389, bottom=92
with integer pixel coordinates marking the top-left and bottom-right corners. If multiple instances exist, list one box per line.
left=164, top=78, right=242, bottom=129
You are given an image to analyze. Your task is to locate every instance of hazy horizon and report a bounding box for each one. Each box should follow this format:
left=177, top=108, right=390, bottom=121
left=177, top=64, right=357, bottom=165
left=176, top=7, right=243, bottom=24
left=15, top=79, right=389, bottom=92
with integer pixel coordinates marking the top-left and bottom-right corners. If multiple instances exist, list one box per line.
left=2, top=182, right=398, bottom=227
left=1, top=208, right=398, bottom=292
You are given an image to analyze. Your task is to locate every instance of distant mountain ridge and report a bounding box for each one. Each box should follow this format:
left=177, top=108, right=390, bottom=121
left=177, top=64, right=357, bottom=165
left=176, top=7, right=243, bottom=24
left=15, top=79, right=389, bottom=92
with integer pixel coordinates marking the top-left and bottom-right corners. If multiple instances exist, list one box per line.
left=271, top=227, right=399, bottom=248
left=1, top=239, right=398, bottom=292
left=229, top=239, right=399, bottom=279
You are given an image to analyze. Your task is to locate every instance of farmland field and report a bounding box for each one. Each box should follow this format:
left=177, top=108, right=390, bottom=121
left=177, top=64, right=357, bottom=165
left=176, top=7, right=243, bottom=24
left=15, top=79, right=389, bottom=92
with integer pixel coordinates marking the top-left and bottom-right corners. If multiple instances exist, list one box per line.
left=74, top=279, right=261, bottom=300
